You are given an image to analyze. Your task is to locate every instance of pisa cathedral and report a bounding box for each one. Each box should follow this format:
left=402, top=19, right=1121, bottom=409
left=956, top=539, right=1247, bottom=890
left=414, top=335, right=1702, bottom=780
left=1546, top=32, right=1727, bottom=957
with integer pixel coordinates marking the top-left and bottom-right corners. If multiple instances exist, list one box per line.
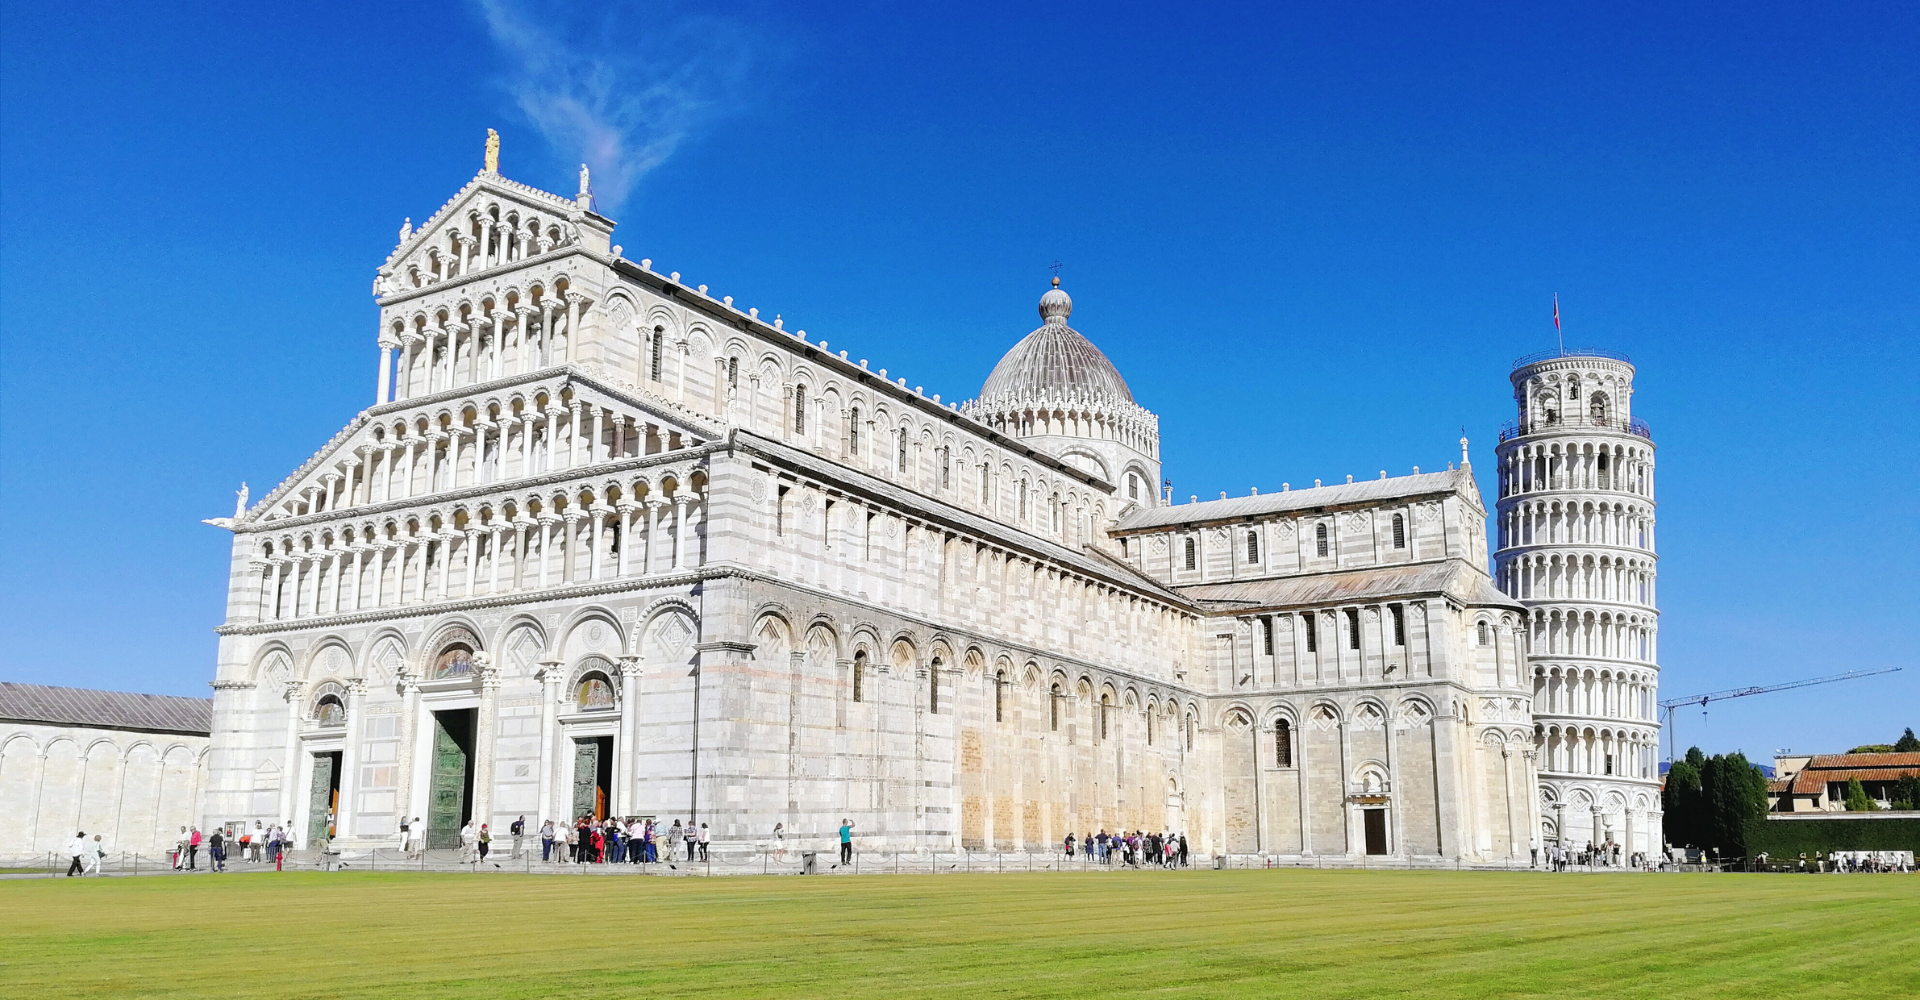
left=181, top=146, right=1660, bottom=863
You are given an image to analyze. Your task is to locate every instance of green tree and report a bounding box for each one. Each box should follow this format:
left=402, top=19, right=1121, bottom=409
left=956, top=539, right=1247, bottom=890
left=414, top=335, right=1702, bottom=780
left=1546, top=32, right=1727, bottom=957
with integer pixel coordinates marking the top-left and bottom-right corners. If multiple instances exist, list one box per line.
left=1848, top=744, right=1895, bottom=754
left=1842, top=777, right=1879, bottom=812
left=1662, top=748, right=1704, bottom=847
left=1892, top=774, right=1920, bottom=810
left=1699, top=751, right=1770, bottom=858
left=1895, top=728, right=1920, bottom=753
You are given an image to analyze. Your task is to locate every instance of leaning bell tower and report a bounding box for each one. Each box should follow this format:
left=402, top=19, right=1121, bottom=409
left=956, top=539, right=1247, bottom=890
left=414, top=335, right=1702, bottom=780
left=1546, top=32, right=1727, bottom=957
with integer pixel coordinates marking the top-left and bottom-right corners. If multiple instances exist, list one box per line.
left=1493, top=348, right=1663, bottom=860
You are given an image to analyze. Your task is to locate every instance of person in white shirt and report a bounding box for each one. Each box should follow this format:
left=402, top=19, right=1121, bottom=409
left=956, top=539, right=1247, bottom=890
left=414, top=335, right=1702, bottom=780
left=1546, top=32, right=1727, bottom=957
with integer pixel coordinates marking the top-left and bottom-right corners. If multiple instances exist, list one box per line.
left=66, top=832, right=89, bottom=876
left=460, top=821, right=478, bottom=865
left=85, top=833, right=106, bottom=875
left=252, top=821, right=266, bottom=862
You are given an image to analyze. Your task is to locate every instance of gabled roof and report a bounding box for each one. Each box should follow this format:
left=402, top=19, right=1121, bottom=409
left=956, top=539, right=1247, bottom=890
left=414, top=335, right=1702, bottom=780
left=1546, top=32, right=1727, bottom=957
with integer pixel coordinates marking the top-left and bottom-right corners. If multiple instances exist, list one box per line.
left=1779, top=753, right=1920, bottom=794
left=1118, top=468, right=1479, bottom=531
left=380, top=170, right=589, bottom=274
left=0, top=683, right=212, bottom=736
left=1174, top=560, right=1521, bottom=612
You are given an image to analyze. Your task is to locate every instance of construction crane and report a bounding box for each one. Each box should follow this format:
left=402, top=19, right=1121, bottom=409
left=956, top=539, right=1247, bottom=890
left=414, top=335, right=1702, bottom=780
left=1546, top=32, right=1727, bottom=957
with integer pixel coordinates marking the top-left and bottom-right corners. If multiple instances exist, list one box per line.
left=1660, top=666, right=1904, bottom=762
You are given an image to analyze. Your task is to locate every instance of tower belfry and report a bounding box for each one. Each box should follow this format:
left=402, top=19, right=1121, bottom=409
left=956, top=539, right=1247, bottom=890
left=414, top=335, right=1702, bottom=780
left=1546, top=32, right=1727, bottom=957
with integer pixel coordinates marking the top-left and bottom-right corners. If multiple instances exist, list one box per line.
left=1493, top=347, right=1662, bottom=860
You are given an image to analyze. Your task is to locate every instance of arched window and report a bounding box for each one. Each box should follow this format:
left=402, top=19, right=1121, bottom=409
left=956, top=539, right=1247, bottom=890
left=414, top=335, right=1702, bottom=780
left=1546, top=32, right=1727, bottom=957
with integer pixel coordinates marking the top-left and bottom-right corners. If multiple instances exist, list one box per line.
left=575, top=670, right=616, bottom=711
left=793, top=386, right=806, bottom=434
left=928, top=657, right=941, bottom=714
left=1049, top=683, right=1062, bottom=731
left=1246, top=530, right=1259, bottom=563
left=314, top=694, right=346, bottom=727
left=1099, top=694, right=1110, bottom=740
left=980, top=465, right=992, bottom=506
left=940, top=446, right=951, bottom=489
left=852, top=650, right=866, bottom=703
left=1392, top=605, right=1405, bottom=647
left=1018, top=480, right=1028, bottom=521
left=1275, top=719, right=1293, bottom=768
left=726, top=356, right=738, bottom=390
left=897, top=428, right=908, bottom=472
left=1477, top=621, right=1491, bottom=646
left=649, top=327, right=664, bottom=381
left=1315, top=523, right=1329, bottom=557
left=1183, top=536, right=1196, bottom=570
left=848, top=407, right=860, bottom=453
left=1262, top=616, right=1274, bottom=655
left=1346, top=609, right=1361, bottom=650
left=994, top=670, right=1006, bottom=723
left=1589, top=391, right=1609, bottom=422
left=1304, top=614, right=1318, bottom=652
left=1185, top=712, right=1195, bottom=750
left=431, top=644, right=474, bottom=679
left=1392, top=513, right=1406, bottom=549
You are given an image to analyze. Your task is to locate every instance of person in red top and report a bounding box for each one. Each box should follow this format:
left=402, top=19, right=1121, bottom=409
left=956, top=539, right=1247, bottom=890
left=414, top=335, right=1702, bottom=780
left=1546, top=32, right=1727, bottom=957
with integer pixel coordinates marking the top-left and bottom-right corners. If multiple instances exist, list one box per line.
left=590, top=825, right=605, bottom=863
left=188, top=826, right=203, bottom=870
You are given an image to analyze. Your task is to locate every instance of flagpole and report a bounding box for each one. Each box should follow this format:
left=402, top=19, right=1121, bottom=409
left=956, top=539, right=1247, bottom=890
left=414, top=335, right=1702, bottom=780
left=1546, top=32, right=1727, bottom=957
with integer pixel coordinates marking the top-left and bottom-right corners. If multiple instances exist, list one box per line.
left=1554, top=293, right=1564, bottom=355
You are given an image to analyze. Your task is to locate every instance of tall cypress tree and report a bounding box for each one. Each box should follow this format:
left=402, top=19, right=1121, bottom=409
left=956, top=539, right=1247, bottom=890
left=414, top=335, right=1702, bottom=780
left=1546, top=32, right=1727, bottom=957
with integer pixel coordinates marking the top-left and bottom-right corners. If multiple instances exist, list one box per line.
left=1663, top=747, right=1705, bottom=848
left=1700, top=751, right=1770, bottom=858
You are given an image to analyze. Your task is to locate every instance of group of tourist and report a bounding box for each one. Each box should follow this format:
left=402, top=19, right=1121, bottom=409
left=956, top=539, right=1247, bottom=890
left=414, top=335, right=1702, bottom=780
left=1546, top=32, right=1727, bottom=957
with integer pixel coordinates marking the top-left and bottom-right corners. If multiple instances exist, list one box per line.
left=535, top=816, right=709, bottom=864
left=1534, top=842, right=1646, bottom=871
left=1063, top=830, right=1190, bottom=868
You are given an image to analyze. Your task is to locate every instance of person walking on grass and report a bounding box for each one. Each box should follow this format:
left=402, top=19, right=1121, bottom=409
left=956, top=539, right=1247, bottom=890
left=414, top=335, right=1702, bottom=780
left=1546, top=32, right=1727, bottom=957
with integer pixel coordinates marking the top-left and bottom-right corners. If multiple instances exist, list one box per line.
left=839, top=818, right=855, bottom=865
left=66, top=831, right=88, bottom=876
left=86, top=833, right=106, bottom=876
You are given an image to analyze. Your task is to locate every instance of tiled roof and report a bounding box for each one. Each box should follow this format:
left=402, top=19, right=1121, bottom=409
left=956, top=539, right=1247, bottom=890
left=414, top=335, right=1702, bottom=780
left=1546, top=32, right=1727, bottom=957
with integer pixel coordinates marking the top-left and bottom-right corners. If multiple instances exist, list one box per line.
left=1174, top=560, right=1522, bottom=612
left=1117, top=470, right=1474, bottom=531
left=0, top=683, right=212, bottom=736
left=1780, top=753, right=1920, bottom=795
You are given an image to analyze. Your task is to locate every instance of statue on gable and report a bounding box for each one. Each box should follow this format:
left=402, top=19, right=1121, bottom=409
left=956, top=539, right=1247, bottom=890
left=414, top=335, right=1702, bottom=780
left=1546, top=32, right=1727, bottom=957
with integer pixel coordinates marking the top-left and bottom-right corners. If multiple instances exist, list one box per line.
left=484, top=128, right=500, bottom=174
left=398, top=217, right=411, bottom=242
left=234, top=482, right=248, bottom=518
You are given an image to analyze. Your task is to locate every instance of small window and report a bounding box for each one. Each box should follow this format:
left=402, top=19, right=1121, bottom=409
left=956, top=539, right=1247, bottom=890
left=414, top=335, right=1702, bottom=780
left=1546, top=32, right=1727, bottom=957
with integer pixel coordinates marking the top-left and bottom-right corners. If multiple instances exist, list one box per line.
left=1128, top=474, right=1139, bottom=500
left=1346, top=609, right=1361, bottom=650
left=794, top=385, right=807, bottom=434
left=1262, top=617, right=1274, bottom=655
left=897, top=429, right=908, bottom=473
left=1183, top=536, right=1196, bottom=570
left=1392, top=605, right=1405, bottom=646
left=941, top=447, right=951, bottom=489
left=1304, top=614, right=1318, bottom=652
left=929, top=658, right=941, bottom=714
left=1315, top=523, right=1328, bottom=557
left=1275, top=719, right=1293, bottom=768
left=1246, top=530, right=1259, bottom=563
left=1050, top=683, right=1062, bottom=731
left=1392, top=513, right=1406, bottom=549
left=994, top=670, right=1005, bottom=723
left=852, top=651, right=866, bottom=703
left=981, top=465, right=992, bottom=505
left=650, top=327, right=664, bottom=381
left=1185, top=713, right=1195, bottom=751
left=776, top=485, right=789, bottom=536
left=726, top=356, right=738, bottom=389
left=849, top=407, right=860, bottom=452
left=1019, top=481, right=1028, bottom=521
left=1099, top=696, right=1110, bottom=740
left=314, top=695, right=346, bottom=727
left=1477, top=621, right=1490, bottom=646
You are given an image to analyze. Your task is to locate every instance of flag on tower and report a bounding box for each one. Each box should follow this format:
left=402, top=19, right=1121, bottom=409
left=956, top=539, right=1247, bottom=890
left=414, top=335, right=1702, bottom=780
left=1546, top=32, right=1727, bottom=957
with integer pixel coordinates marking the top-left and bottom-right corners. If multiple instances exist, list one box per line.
left=1553, top=294, right=1560, bottom=331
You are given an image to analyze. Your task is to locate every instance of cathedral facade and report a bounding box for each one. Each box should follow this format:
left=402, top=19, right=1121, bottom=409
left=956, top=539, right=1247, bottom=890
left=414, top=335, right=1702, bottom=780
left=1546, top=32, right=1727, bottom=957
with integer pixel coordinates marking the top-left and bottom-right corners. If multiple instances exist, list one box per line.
left=202, top=155, right=1549, bottom=861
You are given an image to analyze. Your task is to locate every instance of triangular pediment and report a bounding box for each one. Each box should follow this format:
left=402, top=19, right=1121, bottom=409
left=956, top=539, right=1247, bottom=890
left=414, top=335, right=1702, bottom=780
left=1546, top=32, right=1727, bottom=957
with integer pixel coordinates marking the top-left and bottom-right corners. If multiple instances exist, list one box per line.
left=374, top=171, right=613, bottom=299
left=238, top=367, right=721, bottom=529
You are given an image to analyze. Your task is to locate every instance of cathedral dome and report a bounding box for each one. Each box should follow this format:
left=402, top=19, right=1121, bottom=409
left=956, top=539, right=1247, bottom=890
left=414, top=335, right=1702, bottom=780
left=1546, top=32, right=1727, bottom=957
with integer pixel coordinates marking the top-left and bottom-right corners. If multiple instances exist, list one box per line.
left=978, top=279, right=1135, bottom=405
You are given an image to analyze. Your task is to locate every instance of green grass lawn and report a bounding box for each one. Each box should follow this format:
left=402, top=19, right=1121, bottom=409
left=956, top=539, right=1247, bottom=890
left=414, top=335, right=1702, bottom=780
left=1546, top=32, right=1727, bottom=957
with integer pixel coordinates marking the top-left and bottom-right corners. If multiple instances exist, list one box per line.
left=2, top=869, right=1912, bottom=999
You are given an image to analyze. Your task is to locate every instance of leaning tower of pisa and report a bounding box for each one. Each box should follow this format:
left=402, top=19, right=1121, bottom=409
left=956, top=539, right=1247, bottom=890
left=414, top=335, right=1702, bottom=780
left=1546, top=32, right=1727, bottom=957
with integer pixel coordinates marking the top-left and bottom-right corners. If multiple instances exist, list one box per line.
left=1493, top=349, right=1663, bottom=862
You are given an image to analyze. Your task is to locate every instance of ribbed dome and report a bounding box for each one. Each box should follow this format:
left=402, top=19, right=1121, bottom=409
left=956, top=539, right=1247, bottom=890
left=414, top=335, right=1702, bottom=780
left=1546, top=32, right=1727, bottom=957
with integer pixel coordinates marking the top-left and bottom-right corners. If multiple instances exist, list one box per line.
left=978, top=280, right=1134, bottom=404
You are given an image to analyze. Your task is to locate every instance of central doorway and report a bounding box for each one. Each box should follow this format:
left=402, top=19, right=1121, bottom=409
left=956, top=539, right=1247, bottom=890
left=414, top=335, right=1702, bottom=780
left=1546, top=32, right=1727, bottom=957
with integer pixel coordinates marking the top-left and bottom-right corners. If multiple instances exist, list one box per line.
left=572, top=736, right=613, bottom=821
left=427, top=709, right=476, bottom=849
left=307, top=750, right=342, bottom=847
left=1363, top=808, right=1389, bottom=855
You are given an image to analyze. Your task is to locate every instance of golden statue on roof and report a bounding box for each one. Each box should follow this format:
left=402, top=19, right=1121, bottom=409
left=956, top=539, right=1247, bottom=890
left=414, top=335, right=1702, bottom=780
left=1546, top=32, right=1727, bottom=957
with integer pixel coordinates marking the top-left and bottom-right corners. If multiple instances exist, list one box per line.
left=484, top=129, right=500, bottom=174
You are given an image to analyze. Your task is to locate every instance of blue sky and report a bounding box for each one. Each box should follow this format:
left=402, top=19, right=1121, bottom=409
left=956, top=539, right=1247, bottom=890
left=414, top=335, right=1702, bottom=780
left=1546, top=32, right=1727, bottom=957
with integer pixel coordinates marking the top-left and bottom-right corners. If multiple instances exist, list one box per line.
left=2, top=1, right=1914, bottom=760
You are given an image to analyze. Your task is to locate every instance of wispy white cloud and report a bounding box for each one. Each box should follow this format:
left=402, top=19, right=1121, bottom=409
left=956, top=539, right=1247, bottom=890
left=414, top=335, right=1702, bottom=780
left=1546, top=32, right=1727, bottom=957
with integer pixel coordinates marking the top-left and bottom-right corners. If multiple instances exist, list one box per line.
left=475, top=0, right=762, bottom=211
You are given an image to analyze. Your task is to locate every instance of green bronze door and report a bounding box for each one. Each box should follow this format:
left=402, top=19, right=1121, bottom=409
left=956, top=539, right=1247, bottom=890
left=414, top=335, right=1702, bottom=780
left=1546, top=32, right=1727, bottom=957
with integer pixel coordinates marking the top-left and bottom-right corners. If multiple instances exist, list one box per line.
left=572, top=739, right=601, bottom=821
left=307, top=753, right=336, bottom=847
left=428, top=714, right=470, bottom=850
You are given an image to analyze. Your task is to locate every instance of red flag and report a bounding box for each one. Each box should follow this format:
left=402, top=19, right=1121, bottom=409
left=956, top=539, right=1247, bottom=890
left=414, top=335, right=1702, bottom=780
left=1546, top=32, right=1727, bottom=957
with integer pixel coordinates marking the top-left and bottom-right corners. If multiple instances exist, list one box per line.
left=1553, top=294, right=1561, bottom=331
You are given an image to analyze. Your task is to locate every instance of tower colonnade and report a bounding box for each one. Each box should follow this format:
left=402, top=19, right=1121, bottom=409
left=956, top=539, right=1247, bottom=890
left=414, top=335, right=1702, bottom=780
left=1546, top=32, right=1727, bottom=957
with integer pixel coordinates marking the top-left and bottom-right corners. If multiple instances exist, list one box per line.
left=1494, top=351, right=1661, bottom=862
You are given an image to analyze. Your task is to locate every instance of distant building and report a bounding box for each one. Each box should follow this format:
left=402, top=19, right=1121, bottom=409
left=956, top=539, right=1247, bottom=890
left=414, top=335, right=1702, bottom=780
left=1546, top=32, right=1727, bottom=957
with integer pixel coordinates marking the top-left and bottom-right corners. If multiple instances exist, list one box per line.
left=0, top=683, right=211, bottom=855
left=1770, top=752, right=1920, bottom=812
